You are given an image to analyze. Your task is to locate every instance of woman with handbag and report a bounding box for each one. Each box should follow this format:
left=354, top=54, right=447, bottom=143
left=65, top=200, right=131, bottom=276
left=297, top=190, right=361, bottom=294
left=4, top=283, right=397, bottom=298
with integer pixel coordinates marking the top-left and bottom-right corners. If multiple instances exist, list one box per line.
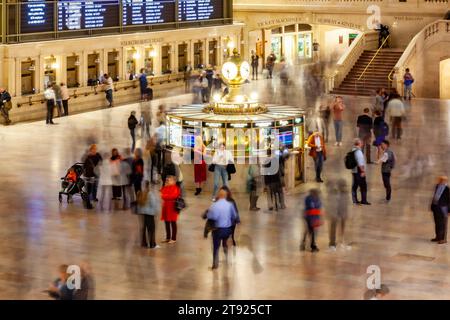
left=193, top=136, right=207, bottom=196
left=300, top=189, right=323, bottom=252
left=160, top=175, right=181, bottom=244
left=211, top=143, right=234, bottom=201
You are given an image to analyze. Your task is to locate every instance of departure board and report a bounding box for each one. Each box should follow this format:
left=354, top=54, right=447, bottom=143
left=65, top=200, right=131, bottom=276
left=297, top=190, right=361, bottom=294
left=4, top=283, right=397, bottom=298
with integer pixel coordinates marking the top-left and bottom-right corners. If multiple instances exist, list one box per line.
left=178, top=0, right=223, bottom=22
left=122, top=0, right=176, bottom=25
left=20, top=0, right=55, bottom=34
left=58, top=1, right=120, bottom=30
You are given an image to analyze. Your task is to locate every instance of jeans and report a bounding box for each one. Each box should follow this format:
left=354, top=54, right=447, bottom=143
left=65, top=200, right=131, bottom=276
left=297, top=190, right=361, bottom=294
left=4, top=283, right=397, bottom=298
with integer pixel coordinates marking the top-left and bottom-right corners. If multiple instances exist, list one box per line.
left=382, top=172, right=391, bottom=201
left=333, top=120, right=343, bottom=143
left=105, top=89, right=113, bottom=106
left=56, top=100, right=63, bottom=117
left=46, top=100, right=54, bottom=123
left=352, top=173, right=368, bottom=203
left=314, top=152, right=324, bottom=181
left=142, top=215, right=156, bottom=247
left=85, top=177, right=99, bottom=201
left=404, top=84, right=412, bottom=100
left=130, top=129, right=136, bottom=152
left=213, top=165, right=228, bottom=197
left=212, top=227, right=232, bottom=268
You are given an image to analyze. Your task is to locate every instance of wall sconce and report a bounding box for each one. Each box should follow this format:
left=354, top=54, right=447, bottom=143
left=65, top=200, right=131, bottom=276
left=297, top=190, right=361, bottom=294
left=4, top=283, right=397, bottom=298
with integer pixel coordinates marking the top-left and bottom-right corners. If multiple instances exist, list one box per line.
left=148, top=47, right=157, bottom=58
left=28, top=64, right=36, bottom=71
left=74, top=59, right=81, bottom=66
left=132, top=51, right=141, bottom=60
left=94, top=57, right=100, bottom=64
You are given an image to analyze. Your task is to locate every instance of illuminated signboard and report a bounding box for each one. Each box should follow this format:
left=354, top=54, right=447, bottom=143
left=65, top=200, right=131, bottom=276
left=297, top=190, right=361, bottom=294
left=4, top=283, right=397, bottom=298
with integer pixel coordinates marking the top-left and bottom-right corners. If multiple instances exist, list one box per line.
left=178, top=0, right=224, bottom=21
left=122, top=0, right=175, bottom=26
left=21, top=0, right=55, bottom=33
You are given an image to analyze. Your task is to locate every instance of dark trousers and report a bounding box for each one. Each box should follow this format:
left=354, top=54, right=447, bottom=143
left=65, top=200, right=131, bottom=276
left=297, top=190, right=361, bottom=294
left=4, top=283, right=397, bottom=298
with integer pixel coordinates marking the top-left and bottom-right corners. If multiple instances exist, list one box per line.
left=249, top=191, right=258, bottom=209
left=62, top=100, right=69, bottom=116
left=212, top=227, right=232, bottom=268
left=432, top=205, right=448, bottom=241
left=314, top=152, right=324, bottom=181
left=267, top=66, right=274, bottom=78
left=329, top=217, right=346, bottom=247
left=46, top=100, right=54, bottom=123
left=352, top=173, right=368, bottom=203
left=156, top=147, right=164, bottom=174
left=301, top=218, right=317, bottom=249
left=130, top=129, right=136, bottom=152
left=0, top=106, right=10, bottom=123
left=150, top=154, right=157, bottom=182
left=142, top=215, right=156, bottom=248
left=165, top=221, right=177, bottom=241
left=112, top=185, right=122, bottom=198
left=133, top=178, right=142, bottom=196
left=382, top=172, right=391, bottom=201
left=361, top=134, right=371, bottom=163
left=392, top=117, right=403, bottom=139
left=56, top=100, right=63, bottom=117
left=252, top=66, right=258, bottom=79
left=105, top=89, right=113, bottom=106
left=85, top=178, right=98, bottom=201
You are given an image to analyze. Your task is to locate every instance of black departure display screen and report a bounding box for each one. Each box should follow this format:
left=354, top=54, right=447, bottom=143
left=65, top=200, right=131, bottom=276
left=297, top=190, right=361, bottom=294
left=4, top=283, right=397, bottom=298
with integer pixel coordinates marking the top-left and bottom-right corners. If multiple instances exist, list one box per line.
left=122, top=0, right=176, bottom=25
left=178, top=0, right=223, bottom=21
left=20, top=0, right=55, bottom=34
left=58, top=0, right=120, bottom=30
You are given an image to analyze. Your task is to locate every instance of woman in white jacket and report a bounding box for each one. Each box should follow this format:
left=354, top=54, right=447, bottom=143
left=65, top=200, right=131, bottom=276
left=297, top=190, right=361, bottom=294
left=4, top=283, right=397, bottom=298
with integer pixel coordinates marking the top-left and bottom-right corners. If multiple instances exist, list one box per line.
left=98, top=153, right=113, bottom=211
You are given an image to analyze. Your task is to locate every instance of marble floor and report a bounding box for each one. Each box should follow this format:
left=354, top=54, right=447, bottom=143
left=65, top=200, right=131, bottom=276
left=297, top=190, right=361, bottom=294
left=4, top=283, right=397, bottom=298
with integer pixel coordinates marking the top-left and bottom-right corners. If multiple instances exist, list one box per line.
left=0, top=88, right=449, bottom=300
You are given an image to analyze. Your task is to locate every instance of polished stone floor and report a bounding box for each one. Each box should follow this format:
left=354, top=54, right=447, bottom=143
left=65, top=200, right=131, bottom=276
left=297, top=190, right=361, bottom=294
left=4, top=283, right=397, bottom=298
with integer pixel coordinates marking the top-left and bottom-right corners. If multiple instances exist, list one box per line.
left=0, top=88, right=449, bottom=300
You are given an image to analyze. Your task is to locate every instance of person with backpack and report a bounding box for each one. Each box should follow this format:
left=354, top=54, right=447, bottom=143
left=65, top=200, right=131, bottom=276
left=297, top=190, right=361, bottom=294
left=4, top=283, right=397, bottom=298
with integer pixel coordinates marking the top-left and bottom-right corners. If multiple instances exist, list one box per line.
left=0, top=87, right=12, bottom=125
left=128, top=111, right=139, bottom=152
left=376, top=140, right=395, bottom=202
left=346, top=138, right=371, bottom=205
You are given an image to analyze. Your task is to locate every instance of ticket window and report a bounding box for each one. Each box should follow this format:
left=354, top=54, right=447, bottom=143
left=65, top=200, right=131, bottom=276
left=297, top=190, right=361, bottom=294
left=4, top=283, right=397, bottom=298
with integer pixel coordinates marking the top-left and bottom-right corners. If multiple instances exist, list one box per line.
left=21, top=60, right=36, bottom=95
left=208, top=40, right=217, bottom=67
left=194, top=41, right=204, bottom=69
left=161, top=45, right=171, bottom=74
left=66, top=56, right=79, bottom=88
left=178, top=43, right=188, bottom=72
left=107, top=51, right=119, bottom=81
left=87, top=53, right=100, bottom=86
left=126, top=49, right=137, bottom=79
left=44, top=57, right=57, bottom=89
left=144, top=47, right=156, bottom=75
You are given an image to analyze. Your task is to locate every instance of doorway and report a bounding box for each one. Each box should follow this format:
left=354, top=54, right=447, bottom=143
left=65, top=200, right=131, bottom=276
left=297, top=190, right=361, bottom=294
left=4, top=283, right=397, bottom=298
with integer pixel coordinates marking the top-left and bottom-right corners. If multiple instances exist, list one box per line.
left=87, top=53, right=100, bottom=85
left=178, top=43, right=188, bottom=72
left=21, top=60, right=35, bottom=95
left=107, top=51, right=119, bottom=81
left=440, top=58, right=450, bottom=99
left=66, top=56, right=79, bottom=88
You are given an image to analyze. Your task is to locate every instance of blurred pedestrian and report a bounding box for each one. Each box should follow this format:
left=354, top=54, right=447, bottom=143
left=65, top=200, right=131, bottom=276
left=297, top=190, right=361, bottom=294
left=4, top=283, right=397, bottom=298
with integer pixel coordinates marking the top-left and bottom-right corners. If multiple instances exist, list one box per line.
left=385, top=93, right=406, bottom=140
left=132, top=148, right=144, bottom=197
left=194, top=135, right=207, bottom=196
left=98, top=153, right=112, bottom=211
left=138, top=68, right=148, bottom=101
left=300, top=189, right=323, bottom=252
left=44, top=83, right=55, bottom=124
left=328, top=179, right=350, bottom=251
left=211, top=143, right=234, bottom=201
left=102, top=73, right=114, bottom=107
left=251, top=50, right=259, bottom=80
left=128, top=111, right=139, bottom=152
left=318, top=99, right=331, bottom=143
left=266, top=51, right=276, bottom=79
left=121, top=148, right=133, bottom=209
left=53, top=82, right=63, bottom=117
left=307, top=131, right=326, bottom=183
left=0, top=87, right=12, bottom=125
left=262, top=150, right=285, bottom=211
left=221, top=185, right=241, bottom=246
left=357, top=108, right=373, bottom=164
left=207, top=187, right=238, bottom=269
left=60, top=83, right=70, bottom=116
left=110, top=148, right=122, bottom=200
left=137, top=180, right=161, bottom=248
left=403, top=68, right=414, bottom=100
left=247, top=163, right=261, bottom=211
left=372, top=110, right=389, bottom=159
left=82, top=144, right=102, bottom=204
left=331, top=96, right=345, bottom=146
left=430, top=176, right=450, bottom=244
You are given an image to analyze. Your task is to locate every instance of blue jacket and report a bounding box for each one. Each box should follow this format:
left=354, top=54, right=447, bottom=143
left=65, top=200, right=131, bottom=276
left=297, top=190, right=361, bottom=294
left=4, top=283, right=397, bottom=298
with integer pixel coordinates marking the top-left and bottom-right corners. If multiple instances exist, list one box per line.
left=139, top=74, right=148, bottom=90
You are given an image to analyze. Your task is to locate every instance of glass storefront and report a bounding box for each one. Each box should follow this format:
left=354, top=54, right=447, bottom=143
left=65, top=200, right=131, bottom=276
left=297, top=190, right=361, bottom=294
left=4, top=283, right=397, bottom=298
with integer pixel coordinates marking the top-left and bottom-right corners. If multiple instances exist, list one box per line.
left=271, top=37, right=282, bottom=62
left=297, top=32, right=312, bottom=60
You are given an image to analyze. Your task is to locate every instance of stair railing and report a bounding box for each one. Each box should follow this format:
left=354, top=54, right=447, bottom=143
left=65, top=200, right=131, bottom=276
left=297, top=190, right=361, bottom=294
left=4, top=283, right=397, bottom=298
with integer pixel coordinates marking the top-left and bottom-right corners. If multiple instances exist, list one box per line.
left=355, top=35, right=390, bottom=93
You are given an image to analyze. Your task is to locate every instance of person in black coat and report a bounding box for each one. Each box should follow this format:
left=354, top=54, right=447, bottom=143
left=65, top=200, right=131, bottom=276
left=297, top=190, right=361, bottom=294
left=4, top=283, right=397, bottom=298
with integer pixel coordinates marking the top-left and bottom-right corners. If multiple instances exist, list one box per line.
left=356, top=108, right=374, bottom=164
left=262, top=150, right=286, bottom=211
left=431, top=176, right=450, bottom=244
left=128, top=111, right=139, bottom=152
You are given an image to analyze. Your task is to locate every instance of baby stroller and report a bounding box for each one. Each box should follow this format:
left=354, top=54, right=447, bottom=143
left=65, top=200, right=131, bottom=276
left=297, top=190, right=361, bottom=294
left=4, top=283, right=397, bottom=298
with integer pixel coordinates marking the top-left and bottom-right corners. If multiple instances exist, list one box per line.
left=58, top=163, right=89, bottom=206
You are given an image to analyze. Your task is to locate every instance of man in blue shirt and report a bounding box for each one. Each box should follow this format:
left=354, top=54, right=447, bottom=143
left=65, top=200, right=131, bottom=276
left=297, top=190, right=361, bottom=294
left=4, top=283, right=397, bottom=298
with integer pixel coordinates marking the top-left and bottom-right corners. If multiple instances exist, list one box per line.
left=207, top=188, right=238, bottom=269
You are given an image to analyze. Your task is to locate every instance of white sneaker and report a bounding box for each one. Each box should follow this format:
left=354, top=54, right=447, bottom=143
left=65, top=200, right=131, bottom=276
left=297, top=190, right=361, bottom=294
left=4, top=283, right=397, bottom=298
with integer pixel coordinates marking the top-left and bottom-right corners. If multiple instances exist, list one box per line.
left=328, top=245, right=337, bottom=252
left=340, top=244, right=352, bottom=251
left=152, top=245, right=161, bottom=249
left=338, top=142, right=343, bottom=146
left=334, top=142, right=339, bottom=146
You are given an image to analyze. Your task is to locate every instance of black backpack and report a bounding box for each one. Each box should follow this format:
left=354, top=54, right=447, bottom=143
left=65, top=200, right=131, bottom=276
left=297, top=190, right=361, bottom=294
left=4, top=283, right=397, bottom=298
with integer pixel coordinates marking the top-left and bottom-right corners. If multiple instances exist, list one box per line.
left=344, top=150, right=358, bottom=169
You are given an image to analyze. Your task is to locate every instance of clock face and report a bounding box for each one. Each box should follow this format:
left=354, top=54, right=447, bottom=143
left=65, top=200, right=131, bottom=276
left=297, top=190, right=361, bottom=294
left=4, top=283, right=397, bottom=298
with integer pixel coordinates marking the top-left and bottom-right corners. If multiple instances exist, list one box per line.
left=222, top=62, right=238, bottom=80
left=240, top=61, right=250, bottom=80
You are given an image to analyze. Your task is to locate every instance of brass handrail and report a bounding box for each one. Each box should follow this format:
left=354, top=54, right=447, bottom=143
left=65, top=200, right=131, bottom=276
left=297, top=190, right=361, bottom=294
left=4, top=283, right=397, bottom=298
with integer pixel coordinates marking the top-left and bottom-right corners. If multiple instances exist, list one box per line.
left=357, top=34, right=390, bottom=81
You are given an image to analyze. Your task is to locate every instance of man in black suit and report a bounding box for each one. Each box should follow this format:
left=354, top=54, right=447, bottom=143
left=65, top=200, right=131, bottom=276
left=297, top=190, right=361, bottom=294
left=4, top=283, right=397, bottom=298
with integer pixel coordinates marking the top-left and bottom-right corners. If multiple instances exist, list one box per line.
left=431, top=176, right=450, bottom=244
left=356, top=108, right=373, bottom=164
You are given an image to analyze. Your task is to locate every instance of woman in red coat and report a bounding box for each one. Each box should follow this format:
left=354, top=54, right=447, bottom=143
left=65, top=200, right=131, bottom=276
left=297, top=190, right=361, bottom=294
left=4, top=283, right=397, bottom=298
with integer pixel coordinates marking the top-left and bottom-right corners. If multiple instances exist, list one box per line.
left=160, top=175, right=181, bottom=243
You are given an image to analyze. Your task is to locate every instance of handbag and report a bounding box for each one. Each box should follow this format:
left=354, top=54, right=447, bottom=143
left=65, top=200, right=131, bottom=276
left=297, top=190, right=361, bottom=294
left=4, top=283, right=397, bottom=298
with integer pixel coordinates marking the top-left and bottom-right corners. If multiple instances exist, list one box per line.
left=208, top=163, right=215, bottom=172
left=175, top=197, right=186, bottom=213
left=226, top=163, right=236, bottom=175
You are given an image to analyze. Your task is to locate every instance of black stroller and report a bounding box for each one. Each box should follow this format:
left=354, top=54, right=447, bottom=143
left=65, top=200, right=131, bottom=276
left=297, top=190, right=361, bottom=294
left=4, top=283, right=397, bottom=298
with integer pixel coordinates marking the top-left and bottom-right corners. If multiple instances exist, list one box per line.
left=58, top=163, right=89, bottom=206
